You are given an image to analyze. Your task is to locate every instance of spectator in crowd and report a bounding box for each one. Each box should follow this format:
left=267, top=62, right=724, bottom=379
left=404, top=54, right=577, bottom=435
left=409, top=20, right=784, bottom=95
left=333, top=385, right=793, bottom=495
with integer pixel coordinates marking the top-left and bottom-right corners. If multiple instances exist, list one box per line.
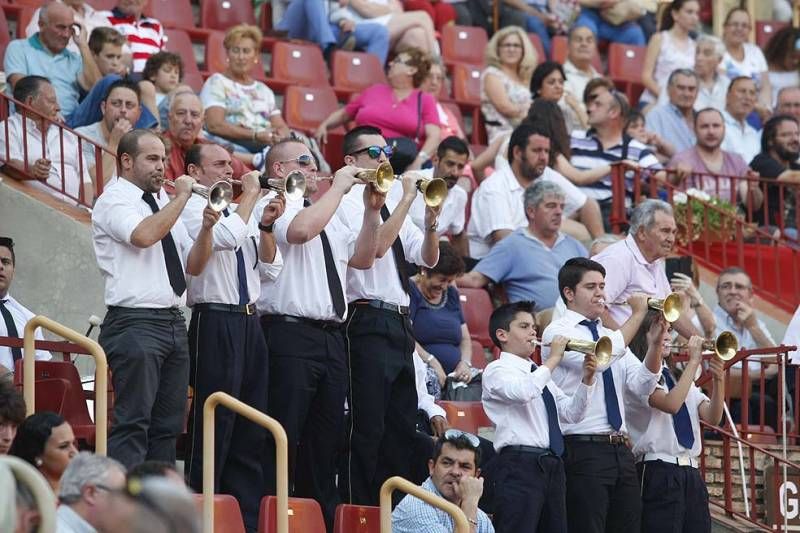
left=562, top=25, right=602, bottom=113
left=460, top=181, right=588, bottom=311
left=392, top=430, right=493, bottom=532
left=720, top=77, right=762, bottom=173
left=139, top=51, right=186, bottom=128
left=103, top=0, right=164, bottom=73
left=1, top=458, right=52, bottom=533
left=315, top=49, right=440, bottom=173
left=75, top=79, right=142, bottom=187
left=721, top=7, right=771, bottom=120
left=165, top=91, right=251, bottom=181
left=127, top=460, right=184, bottom=486
left=499, top=0, right=559, bottom=58
left=481, top=26, right=537, bottom=144
left=9, top=412, right=78, bottom=493
left=639, top=0, right=698, bottom=108
left=26, top=0, right=111, bottom=56
left=119, top=477, right=200, bottom=533
left=764, top=26, right=800, bottom=106
left=694, top=34, right=729, bottom=112
left=275, top=0, right=390, bottom=63
left=645, top=69, right=699, bottom=155
left=0, top=76, right=94, bottom=204
left=531, top=61, right=588, bottom=132
left=750, top=114, right=800, bottom=235
left=0, top=381, right=25, bottom=455
left=776, top=86, right=800, bottom=122
left=573, top=0, right=646, bottom=46
left=625, top=109, right=675, bottom=163
left=421, top=61, right=467, bottom=143
left=4, top=2, right=101, bottom=119
left=0, top=236, right=51, bottom=378
left=56, top=452, right=128, bottom=532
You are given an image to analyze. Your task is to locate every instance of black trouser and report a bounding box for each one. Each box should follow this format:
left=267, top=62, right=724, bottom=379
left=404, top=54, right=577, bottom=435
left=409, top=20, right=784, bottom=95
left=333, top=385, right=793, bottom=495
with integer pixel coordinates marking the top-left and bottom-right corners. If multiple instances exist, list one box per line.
left=491, top=449, right=567, bottom=533
left=261, top=317, right=347, bottom=533
left=185, top=308, right=269, bottom=533
left=98, top=306, right=189, bottom=468
left=637, top=460, right=711, bottom=533
left=564, top=438, right=641, bottom=533
left=341, top=303, right=418, bottom=506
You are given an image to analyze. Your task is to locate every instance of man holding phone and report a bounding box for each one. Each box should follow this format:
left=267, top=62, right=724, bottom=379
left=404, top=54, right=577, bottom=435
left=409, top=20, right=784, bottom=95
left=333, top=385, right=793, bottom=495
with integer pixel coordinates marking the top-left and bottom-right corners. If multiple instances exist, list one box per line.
left=666, top=256, right=716, bottom=339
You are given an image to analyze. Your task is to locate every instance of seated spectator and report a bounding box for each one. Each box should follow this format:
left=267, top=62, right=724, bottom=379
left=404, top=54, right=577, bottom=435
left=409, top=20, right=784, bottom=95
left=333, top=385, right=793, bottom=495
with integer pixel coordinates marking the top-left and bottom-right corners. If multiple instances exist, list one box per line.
left=75, top=79, right=142, bottom=187
left=721, top=7, right=771, bottom=120
left=315, top=48, right=440, bottom=173
left=25, top=0, right=111, bottom=56
left=0, top=236, right=51, bottom=378
left=402, top=0, right=456, bottom=32
left=562, top=26, right=601, bottom=124
left=721, top=76, right=762, bottom=165
left=4, top=2, right=101, bottom=119
left=531, top=61, right=587, bottom=132
left=694, top=34, right=729, bottom=112
left=9, top=412, right=78, bottom=493
left=139, top=51, right=188, bottom=129
left=102, top=0, right=164, bottom=73
left=0, top=76, right=94, bottom=204
left=56, top=452, right=128, bottom=532
left=127, top=460, right=184, bottom=486
left=0, top=380, right=25, bottom=454
left=764, top=26, right=800, bottom=106
left=573, top=0, right=646, bottom=46
left=392, top=431, right=493, bottom=532
left=639, top=0, right=698, bottom=108
left=164, top=91, right=251, bottom=181
left=625, top=109, right=675, bottom=163
left=460, top=180, right=588, bottom=311
left=776, top=86, right=800, bottom=122
left=644, top=69, right=699, bottom=156
left=421, top=61, right=467, bottom=143
left=480, top=26, right=536, bottom=144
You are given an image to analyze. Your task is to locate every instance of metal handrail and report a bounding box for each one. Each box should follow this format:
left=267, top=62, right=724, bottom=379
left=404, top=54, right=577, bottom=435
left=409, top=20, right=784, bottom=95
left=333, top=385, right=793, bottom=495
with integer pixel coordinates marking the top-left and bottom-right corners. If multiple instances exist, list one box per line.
left=379, top=476, right=470, bottom=533
left=203, top=392, right=288, bottom=533
left=23, top=315, right=108, bottom=455
left=0, top=455, right=58, bottom=533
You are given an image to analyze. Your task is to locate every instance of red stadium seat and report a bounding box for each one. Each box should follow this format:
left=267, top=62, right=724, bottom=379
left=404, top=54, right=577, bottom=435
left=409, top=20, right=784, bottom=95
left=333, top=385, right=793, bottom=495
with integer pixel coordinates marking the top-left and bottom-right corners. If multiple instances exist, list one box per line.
left=441, top=24, right=487, bottom=67
left=258, top=496, right=326, bottom=533
left=200, top=0, right=257, bottom=31
left=458, top=287, right=494, bottom=348
left=88, top=0, right=117, bottom=10
left=440, top=101, right=466, bottom=137
left=192, top=494, right=246, bottom=533
left=163, top=29, right=200, bottom=74
left=607, top=43, right=646, bottom=104
left=270, top=41, right=329, bottom=89
left=451, top=63, right=481, bottom=105
left=756, top=20, right=789, bottom=48
left=528, top=33, right=545, bottom=64
left=438, top=401, right=494, bottom=434
left=30, top=378, right=69, bottom=414
left=9, top=0, right=42, bottom=8
left=283, top=85, right=339, bottom=133
left=2, top=5, right=34, bottom=40
left=145, top=0, right=195, bottom=29
left=333, top=504, right=380, bottom=533
left=331, top=50, right=386, bottom=98
left=0, top=7, right=10, bottom=65
left=551, top=35, right=604, bottom=73
left=470, top=340, right=489, bottom=369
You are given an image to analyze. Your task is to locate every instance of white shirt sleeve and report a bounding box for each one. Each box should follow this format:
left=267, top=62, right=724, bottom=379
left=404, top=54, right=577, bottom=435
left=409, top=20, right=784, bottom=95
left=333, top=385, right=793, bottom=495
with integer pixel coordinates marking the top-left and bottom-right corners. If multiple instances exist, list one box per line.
left=550, top=379, right=595, bottom=424
left=482, top=363, right=552, bottom=403
left=413, top=352, right=446, bottom=420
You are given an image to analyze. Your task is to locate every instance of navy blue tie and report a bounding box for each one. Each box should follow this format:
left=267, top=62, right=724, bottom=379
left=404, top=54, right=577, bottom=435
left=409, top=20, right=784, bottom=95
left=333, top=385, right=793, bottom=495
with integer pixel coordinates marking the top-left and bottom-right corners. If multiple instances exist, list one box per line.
left=0, top=300, right=21, bottom=362
left=661, top=367, right=695, bottom=449
left=223, top=208, right=250, bottom=306
left=579, top=319, right=622, bottom=431
left=532, top=363, right=564, bottom=456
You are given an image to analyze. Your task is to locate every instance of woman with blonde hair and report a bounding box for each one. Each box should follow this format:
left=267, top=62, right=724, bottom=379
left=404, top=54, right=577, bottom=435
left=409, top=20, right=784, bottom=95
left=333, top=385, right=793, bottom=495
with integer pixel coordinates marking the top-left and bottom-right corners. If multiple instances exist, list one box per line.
left=480, top=25, right=538, bottom=144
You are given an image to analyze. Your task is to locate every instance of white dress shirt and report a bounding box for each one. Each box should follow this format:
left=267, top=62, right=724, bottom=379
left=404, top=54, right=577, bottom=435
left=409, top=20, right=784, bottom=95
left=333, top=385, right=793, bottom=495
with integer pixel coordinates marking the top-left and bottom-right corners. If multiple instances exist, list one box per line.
left=387, top=169, right=469, bottom=238
left=542, top=309, right=660, bottom=435
left=258, top=200, right=356, bottom=321
left=0, top=293, right=51, bottom=371
left=56, top=504, right=96, bottom=533
left=335, top=181, right=432, bottom=307
left=785, top=304, right=800, bottom=364
left=92, top=177, right=194, bottom=308
left=413, top=350, right=446, bottom=420
left=182, top=195, right=282, bottom=306
left=721, top=110, right=761, bottom=165
left=482, top=351, right=595, bottom=452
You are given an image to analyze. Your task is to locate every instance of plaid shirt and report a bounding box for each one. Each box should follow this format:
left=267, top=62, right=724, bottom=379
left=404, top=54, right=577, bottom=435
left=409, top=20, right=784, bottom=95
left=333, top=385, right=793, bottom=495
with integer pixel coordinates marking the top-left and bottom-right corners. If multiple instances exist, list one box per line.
left=391, top=478, right=494, bottom=533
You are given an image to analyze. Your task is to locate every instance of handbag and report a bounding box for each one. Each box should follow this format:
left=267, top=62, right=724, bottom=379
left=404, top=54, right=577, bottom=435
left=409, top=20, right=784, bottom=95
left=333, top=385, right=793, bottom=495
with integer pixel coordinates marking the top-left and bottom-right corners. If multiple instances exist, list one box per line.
left=386, top=92, right=423, bottom=174
left=441, top=373, right=483, bottom=402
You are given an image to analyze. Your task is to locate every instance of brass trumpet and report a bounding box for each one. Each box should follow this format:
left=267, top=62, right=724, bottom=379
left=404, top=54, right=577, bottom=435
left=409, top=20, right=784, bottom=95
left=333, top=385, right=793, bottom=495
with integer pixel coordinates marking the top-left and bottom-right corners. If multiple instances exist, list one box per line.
left=231, top=170, right=307, bottom=202
left=531, top=336, right=614, bottom=366
left=607, top=292, right=683, bottom=323
left=166, top=179, right=233, bottom=212
left=416, top=177, right=448, bottom=207
left=355, top=162, right=395, bottom=193
left=665, top=331, right=739, bottom=361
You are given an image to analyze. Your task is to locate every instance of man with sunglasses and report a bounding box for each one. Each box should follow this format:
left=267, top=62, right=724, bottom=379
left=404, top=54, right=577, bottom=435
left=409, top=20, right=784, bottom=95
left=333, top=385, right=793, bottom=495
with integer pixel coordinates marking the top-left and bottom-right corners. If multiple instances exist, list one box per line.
left=392, top=429, right=494, bottom=533
left=335, top=125, right=441, bottom=506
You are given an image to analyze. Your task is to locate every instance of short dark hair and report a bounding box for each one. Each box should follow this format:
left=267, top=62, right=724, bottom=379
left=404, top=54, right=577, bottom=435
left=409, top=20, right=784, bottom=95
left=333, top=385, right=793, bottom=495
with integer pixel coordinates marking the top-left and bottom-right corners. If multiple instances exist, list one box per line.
left=507, top=122, right=551, bottom=163
left=142, top=51, right=184, bottom=83
left=9, top=412, right=67, bottom=466
left=525, top=98, right=570, bottom=162
left=184, top=143, right=206, bottom=173
left=628, top=309, right=663, bottom=360
left=761, top=114, right=799, bottom=153
left=436, top=136, right=469, bottom=159
left=12, top=76, right=49, bottom=104
left=343, top=125, right=383, bottom=157
left=694, top=107, right=723, bottom=126
left=0, top=236, right=15, bottom=265
left=103, top=78, right=141, bottom=103
left=624, top=109, right=645, bottom=131
left=424, top=241, right=465, bottom=277
left=263, top=138, right=307, bottom=175
left=558, top=257, right=606, bottom=304
left=583, top=77, right=615, bottom=105
left=0, top=380, right=25, bottom=426
left=530, top=61, right=566, bottom=98
left=88, top=26, right=126, bottom=55
left=117, top=129, right=159, bottom=160
left=489, top=301, right=536, bottom=349
left=127, top=460, right=179, bottom=480
left=716, top=266, right=751, bottom=289
left=727, top=75, right=756, bottom=95
left=431, top=433, right=481, bottom=467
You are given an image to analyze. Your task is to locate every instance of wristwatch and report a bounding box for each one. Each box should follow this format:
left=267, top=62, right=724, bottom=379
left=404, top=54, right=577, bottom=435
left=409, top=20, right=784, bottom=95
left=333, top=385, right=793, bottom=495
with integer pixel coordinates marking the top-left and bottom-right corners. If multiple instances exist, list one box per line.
left=258, top=222, right=274, bottom=233
left=426, top=219, right=439, bottom=232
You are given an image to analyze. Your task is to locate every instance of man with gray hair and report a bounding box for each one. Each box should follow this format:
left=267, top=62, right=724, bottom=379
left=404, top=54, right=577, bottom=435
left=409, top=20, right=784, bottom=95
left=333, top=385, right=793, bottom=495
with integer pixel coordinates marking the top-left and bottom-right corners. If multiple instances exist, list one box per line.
left=645, top=69, right=699, bottom=155
left=56, top=452, right=128, bottom=532
left=776, top=87, right=800, bottom=123
left=459, top=180, right=588, bottom=311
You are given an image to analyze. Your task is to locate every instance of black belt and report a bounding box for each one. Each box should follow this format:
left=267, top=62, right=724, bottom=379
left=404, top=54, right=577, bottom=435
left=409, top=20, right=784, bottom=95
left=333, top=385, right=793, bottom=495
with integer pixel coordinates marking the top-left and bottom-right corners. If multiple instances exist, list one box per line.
left=106, top=306, right=182, bottom=316
left=501, top=445, right=553, bottom=456
left=565, top=434, right=628, bottom=445
left=351, top=299, right=410, bottom=316
left=261, top=314, right=342, bottom=330
left=193, top=303, right=256, bottom=315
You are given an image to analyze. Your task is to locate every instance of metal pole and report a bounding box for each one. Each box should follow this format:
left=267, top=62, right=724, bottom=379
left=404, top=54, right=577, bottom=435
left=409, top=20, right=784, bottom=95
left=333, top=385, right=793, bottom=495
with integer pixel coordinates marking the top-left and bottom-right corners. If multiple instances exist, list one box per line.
left=379, top=476, right=470, bottom=533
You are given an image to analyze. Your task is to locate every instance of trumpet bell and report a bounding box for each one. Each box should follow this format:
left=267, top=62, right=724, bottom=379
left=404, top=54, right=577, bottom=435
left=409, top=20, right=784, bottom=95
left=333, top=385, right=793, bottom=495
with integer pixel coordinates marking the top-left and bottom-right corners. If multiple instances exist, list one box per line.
left=356, top=162, right=395, bottom=193
left=205, top=181, right=233, bottom=212
left=712, top=331, right=739, bottom=361
left=648, top=292, right=682, bottom=323
left=259, top=171, right=307, bottom=201
left=566, top=336, right=613, bottom=366
left=417, top=177, right=448, bottom=207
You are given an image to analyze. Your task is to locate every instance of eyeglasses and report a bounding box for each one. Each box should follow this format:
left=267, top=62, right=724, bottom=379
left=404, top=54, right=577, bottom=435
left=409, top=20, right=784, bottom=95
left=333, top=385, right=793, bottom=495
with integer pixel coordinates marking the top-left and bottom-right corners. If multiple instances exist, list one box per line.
left=443, top=429, right=480, bottom=448
left=392, top=56, right=413, bottom=66
left=499, top=43, right=523, bottom=49
left=279, top=154, right=315, bottom=167
left=349, top=145, right=393, bottom=159
left=718, top=282, right=751, bottom=291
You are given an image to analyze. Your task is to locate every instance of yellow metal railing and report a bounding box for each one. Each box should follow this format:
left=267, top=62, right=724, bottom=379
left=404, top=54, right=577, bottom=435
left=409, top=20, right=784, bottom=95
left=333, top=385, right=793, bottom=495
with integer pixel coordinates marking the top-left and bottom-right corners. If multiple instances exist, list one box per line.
left=23, top=315, right=108, bottom=455
left=0, top=455, right=58, bottom=533
left=203, top=392, right=288, bottom=533
left=379, top=476, right=470, bottom=533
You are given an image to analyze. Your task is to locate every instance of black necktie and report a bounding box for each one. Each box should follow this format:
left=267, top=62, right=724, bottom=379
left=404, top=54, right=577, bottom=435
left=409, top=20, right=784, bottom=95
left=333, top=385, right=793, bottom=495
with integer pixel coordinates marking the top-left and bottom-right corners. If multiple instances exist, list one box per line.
left=531, top=363, right=564, bottom=456
left=141, top=192, right=187, bottom=297
left=579, top=319, right=622, bottom=431
left=379, top=205, right=410, bottom=294
left=661, top=367, right=695, bottom=449
left=223, top=208, right=250, bottom=305
left=0, top=300, right=22, bottom=362
left=304, top=199, right=346, bottom=318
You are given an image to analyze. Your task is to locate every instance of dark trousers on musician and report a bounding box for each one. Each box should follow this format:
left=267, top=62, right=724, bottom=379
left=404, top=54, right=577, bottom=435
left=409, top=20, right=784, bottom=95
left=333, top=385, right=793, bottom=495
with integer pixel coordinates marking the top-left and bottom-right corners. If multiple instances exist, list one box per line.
left=637, top=461, right=711, bottom=533
left=564, top=439, right=641, bottom=533
left=341, top=304, right=418, bottom=506
left=98, top=306, right=189, bottom=467
left=261, top=317, right=347, bottom=533
left=186, top=308, right=269, bottom=533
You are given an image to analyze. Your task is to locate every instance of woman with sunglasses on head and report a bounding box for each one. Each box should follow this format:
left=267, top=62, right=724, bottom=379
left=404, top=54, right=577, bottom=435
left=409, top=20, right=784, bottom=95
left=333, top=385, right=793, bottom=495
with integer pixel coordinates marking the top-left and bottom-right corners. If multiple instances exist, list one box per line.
left=314, top=48, right=441, bottom=173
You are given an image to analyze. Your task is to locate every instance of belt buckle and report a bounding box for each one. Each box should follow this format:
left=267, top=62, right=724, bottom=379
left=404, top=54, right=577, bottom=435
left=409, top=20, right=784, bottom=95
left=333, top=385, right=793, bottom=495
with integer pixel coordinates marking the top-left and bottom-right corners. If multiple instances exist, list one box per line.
left=676, top=456, right=691, bottom=467
left=245, top=304, right=255, bottom=316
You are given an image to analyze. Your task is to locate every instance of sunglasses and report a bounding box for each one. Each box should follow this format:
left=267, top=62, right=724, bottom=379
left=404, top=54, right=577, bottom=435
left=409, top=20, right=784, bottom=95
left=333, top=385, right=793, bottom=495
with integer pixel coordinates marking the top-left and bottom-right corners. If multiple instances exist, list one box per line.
left=349, top=145, right=393, bottom=159
left=279, top=154, right=314, bottom=167
left=443, top=429, right=480, bottom=448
